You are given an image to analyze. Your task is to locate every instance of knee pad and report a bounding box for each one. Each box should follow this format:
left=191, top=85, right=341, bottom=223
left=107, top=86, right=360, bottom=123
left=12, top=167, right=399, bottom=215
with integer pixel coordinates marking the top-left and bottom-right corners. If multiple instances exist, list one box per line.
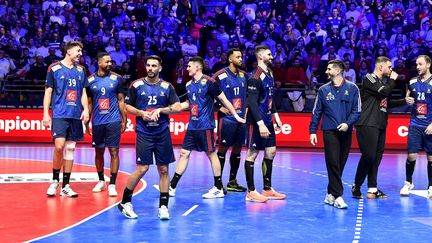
left=63, top=141, right=76, bottom=160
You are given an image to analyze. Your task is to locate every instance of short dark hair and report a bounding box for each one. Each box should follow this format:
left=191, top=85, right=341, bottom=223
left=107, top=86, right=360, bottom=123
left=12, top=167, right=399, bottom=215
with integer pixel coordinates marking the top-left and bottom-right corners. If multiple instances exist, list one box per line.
left=64, top=41, right=83, bottom=53
left=328, top=59, right=345, bottom=71
left=254, top=45, right=270, bottom=55
left=188, top=56, right=204, bottom=68
left=418, top=55, right=431, bottom=64
left=227, top=48, right=241, bottom=58
left=97, top=52, right=110, bottom=60
left=146, top=55, right=162, bottom=65
left=375, top=56, right=390, bottom=65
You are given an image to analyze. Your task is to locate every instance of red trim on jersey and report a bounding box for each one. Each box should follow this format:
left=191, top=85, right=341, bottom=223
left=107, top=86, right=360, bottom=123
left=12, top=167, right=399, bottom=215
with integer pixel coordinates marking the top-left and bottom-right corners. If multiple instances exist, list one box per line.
left=252, top=68, right=262, bottom=80
left=212, top=69, right=227, bottom=79
left=203, top=75, right=216, bottom=83
left=218, top=118, right=223, bottom=145
left=129, top=78, right=145, bottom=88
left=248, top=124, right=254, bottom=147
left=206, top=129, right=213, bottom=151
left=47, top=61, right=61, bottom=72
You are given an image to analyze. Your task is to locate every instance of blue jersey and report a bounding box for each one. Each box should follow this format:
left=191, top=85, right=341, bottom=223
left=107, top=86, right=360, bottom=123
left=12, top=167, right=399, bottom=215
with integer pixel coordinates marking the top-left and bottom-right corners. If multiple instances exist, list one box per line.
left=87, top=71, right=124, bottom=126
left=45, top=62, right=89, bottom=119
left=186, top=75, right=222, bottom=130
left=246, top=67, right=275, bottom=126
left=213, top=67, right=247, bottom=123
left=309, top=80, right=361, bottom=133
left=408, top=76, right=432, bottom=127
left=125, top=79, right=179, bottom=135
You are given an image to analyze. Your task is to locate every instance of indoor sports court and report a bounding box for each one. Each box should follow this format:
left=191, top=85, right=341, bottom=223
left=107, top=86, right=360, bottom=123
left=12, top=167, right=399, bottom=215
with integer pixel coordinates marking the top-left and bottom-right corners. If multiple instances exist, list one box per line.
left=1, top=143, right=431, bottom=242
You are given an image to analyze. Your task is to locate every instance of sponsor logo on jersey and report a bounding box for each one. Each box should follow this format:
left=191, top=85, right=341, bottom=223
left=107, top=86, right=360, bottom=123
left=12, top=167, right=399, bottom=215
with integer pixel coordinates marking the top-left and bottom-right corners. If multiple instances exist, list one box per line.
left=417, top=103, right=427, bottom=115
left=218, top=73, right=228, bottom=80
left=98, top=98, right=110, bottom=110
left=259, top=73, right=266, bottom=81
left=66, top=90, right=77, bottom=102
left=88, top=76, right=95, bottom=82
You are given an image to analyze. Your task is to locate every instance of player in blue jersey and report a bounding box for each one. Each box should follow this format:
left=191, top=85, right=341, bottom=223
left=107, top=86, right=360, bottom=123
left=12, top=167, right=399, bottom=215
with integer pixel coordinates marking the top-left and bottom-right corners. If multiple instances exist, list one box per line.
left=43, top=41, right=89, bottom=198
left=213, top=48, right=247, bottom=192
left=85, top=52, right=127, bottom=197
left=244, top=45, right=286, bottom=203
left=169, top=56, right=246, bottom=199
left=118, top=55, right=182, bottom=219
left=400, top=55, right=432, bottom=198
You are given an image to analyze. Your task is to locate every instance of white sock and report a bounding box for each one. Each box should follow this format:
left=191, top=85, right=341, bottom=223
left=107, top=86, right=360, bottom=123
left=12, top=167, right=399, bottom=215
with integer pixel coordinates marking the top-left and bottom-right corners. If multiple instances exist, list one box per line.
left=367, top=187, right=377, bottom=193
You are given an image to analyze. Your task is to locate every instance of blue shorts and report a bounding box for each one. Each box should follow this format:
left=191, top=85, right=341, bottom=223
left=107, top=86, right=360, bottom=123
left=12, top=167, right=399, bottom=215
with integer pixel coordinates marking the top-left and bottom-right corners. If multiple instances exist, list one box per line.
left=217, top=118, right=245, bottom=147
left=52, top=118, right=84, bottom=141
left=182, top=129, right=215, bottom=152
left=246, top=123, right=276, bottom=151
left=92, top=122, right=121, bottom=148
left=136, top=129, right=175, bottom=165
left=407, top=125, right=432, bottom=154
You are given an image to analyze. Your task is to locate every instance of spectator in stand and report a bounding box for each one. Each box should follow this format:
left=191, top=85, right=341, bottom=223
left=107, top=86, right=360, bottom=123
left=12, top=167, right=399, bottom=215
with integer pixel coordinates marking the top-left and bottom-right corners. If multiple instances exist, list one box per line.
left=343, top=60, right=356, bottom=83
left=0, top=48, right=16, bottom=79
left=207, top=30, right=223, bottom=55
left=119, top=21, right=136, bottom=46
left=110, top=41, right=128, bottom=67
left=27, top=55, right=47, bottom=81
left=217, top=25, right=230, bottom=51
left=305, top=47, right=321, bottom=74
left=212, top=52, right=229, bottom=74
left=327, top=7, right=344, bottom=31
left=338, top=39, right=355, bottom=63
left=309, top=22, right=327, bottom=46
left=181, top=35, right=198, bottom=60
left=321, top=44, right=340, bottom=61
left=286, top=58, right=309, bottom=85
left=44, top=47, right=61, bottom=66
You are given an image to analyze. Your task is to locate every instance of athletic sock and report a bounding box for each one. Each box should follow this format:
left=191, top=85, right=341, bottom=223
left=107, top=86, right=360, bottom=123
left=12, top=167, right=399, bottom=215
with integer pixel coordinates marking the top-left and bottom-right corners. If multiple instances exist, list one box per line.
left=110, top=172, right=117, bottom=185
left=406, top=159, right=416, bottom=183
left=170, top=173, right=182, bottom=189
left=262, top=158, right=273, bottom=191
left=159, top=192, right=169, bottom=208
left=428, top=161, right=432, bottom=187
left=122, top=187, right=133, bottom=204
left=214, top=176, right=222, bottom=190
left=245, top=160, right=255, bottom=191
left=97, top=171, right=105, bottom=181
left=229, top=153, right=241, bottom=181
left=62, top=172, right=71, bottom=188
left=53, top=168, right=60, bottom=181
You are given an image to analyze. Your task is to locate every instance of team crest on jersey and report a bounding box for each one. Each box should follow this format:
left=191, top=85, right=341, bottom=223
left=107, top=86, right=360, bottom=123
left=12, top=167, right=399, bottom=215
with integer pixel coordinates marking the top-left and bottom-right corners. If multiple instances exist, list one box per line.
left=110, top=74, right=116, bottom=80
left=161, top=82, right=169, bottom=89
left=88, top=76, right=95, bottom=82
left=76, top=66, right=83, bottom=72
left=201, top=79, right=207, bottom=85
left=218, top=73, right=228, bottom=80
left=239, top=72, right=244, bottom=78
left=51, top=64, right=61, bottom=72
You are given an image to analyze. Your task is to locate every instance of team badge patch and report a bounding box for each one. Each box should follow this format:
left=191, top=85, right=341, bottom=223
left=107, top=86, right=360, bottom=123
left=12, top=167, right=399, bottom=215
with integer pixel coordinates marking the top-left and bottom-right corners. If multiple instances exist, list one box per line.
left=110, top=74, right=116, bottom=80
left=66, top=90, right=77, bottom=102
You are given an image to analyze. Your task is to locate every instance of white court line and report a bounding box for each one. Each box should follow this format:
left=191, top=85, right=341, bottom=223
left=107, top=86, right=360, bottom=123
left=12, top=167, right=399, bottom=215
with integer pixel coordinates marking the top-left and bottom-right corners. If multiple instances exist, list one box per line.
left=182, top=205, right=199, bottom=216
left=0, top=157, right=147, bottom=243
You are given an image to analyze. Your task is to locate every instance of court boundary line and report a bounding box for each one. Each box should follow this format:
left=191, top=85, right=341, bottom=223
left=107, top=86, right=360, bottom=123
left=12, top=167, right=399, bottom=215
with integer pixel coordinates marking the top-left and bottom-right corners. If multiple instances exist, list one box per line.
left=182, top=205, right=199, bottom=216
left=0, top=157, right=147, bottom=243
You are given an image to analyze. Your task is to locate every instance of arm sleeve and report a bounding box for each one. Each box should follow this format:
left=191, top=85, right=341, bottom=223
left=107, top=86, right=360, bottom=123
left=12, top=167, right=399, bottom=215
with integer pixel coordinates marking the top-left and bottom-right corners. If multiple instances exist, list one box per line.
left=362, top=74, right=396, bottom=97
left=208, top=79, right=223, bottom=97
left=168, top=84, right=180, bottom=104
left=82, top=69, right=89, bottom=88
left=309, top=89, right=323, bottom=134
left=212, top=75, right=223, bottom=109
left=247, top=77, right=263, bottom=123
left=86, top=87, right=93, bottom=99
left=346, top=86, right=361, bottom=127
left=125, top=86, right=137, bottom=106
left=117, top=76, right=125, bottom=94
left=45, top=69, right=54, bottom=88
left=271, top=93, right=277, bottom=114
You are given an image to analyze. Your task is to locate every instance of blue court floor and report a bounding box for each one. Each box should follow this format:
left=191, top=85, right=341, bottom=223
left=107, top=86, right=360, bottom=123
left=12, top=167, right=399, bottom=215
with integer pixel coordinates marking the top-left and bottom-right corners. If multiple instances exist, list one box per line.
left=1, top=143, right=431, bottom=242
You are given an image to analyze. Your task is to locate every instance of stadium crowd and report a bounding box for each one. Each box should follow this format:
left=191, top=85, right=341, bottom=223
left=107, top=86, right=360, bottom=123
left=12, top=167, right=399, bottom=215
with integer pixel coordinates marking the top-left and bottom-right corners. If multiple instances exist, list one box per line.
left=0, top=0, right=431, bottom=110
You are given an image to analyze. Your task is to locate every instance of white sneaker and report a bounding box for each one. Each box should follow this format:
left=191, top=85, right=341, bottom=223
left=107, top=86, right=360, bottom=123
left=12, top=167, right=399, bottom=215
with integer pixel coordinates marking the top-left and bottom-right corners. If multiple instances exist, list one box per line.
left=400, top=181, right=414, bottom=196
left=92, top=180, right=107, bottom=192
left=324, top=194, right=335, bottom=205
left=60, top=184, right=78, bottom=198
left=202, top=186, right=225, bottom=199
left=334, top=197, right=348, bottom=209
left=158, top=205, right=170, bottom=220
left=108, top=184, right=118, bottom=197
left=118, top=202, right=138, bottom=219
left=428, top=186, right=432, bottom=199
left=169, top=186, right=176, bottom=197
left=47, top=180, right=60, bottom=196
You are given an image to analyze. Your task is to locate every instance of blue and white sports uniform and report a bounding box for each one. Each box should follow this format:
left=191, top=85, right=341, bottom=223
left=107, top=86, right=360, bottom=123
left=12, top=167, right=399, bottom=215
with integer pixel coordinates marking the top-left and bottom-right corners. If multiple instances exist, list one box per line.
left=407, top=76, right=432, bottom=154
left=182, top=75, right=222, bottom=152
left=213, top=67, right=247, bottom=147
left=245, top=67, right=276, bottom=150
left=87, top=71, right=124, bottom=148
left=126, top=78, right=179, bottom=164
left=45, top=61, right=89, bottom=141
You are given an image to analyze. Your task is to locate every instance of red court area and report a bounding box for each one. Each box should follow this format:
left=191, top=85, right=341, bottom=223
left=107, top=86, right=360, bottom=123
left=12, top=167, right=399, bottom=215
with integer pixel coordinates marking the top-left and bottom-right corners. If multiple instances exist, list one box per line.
left=0, top=158, right=144, bottom=242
